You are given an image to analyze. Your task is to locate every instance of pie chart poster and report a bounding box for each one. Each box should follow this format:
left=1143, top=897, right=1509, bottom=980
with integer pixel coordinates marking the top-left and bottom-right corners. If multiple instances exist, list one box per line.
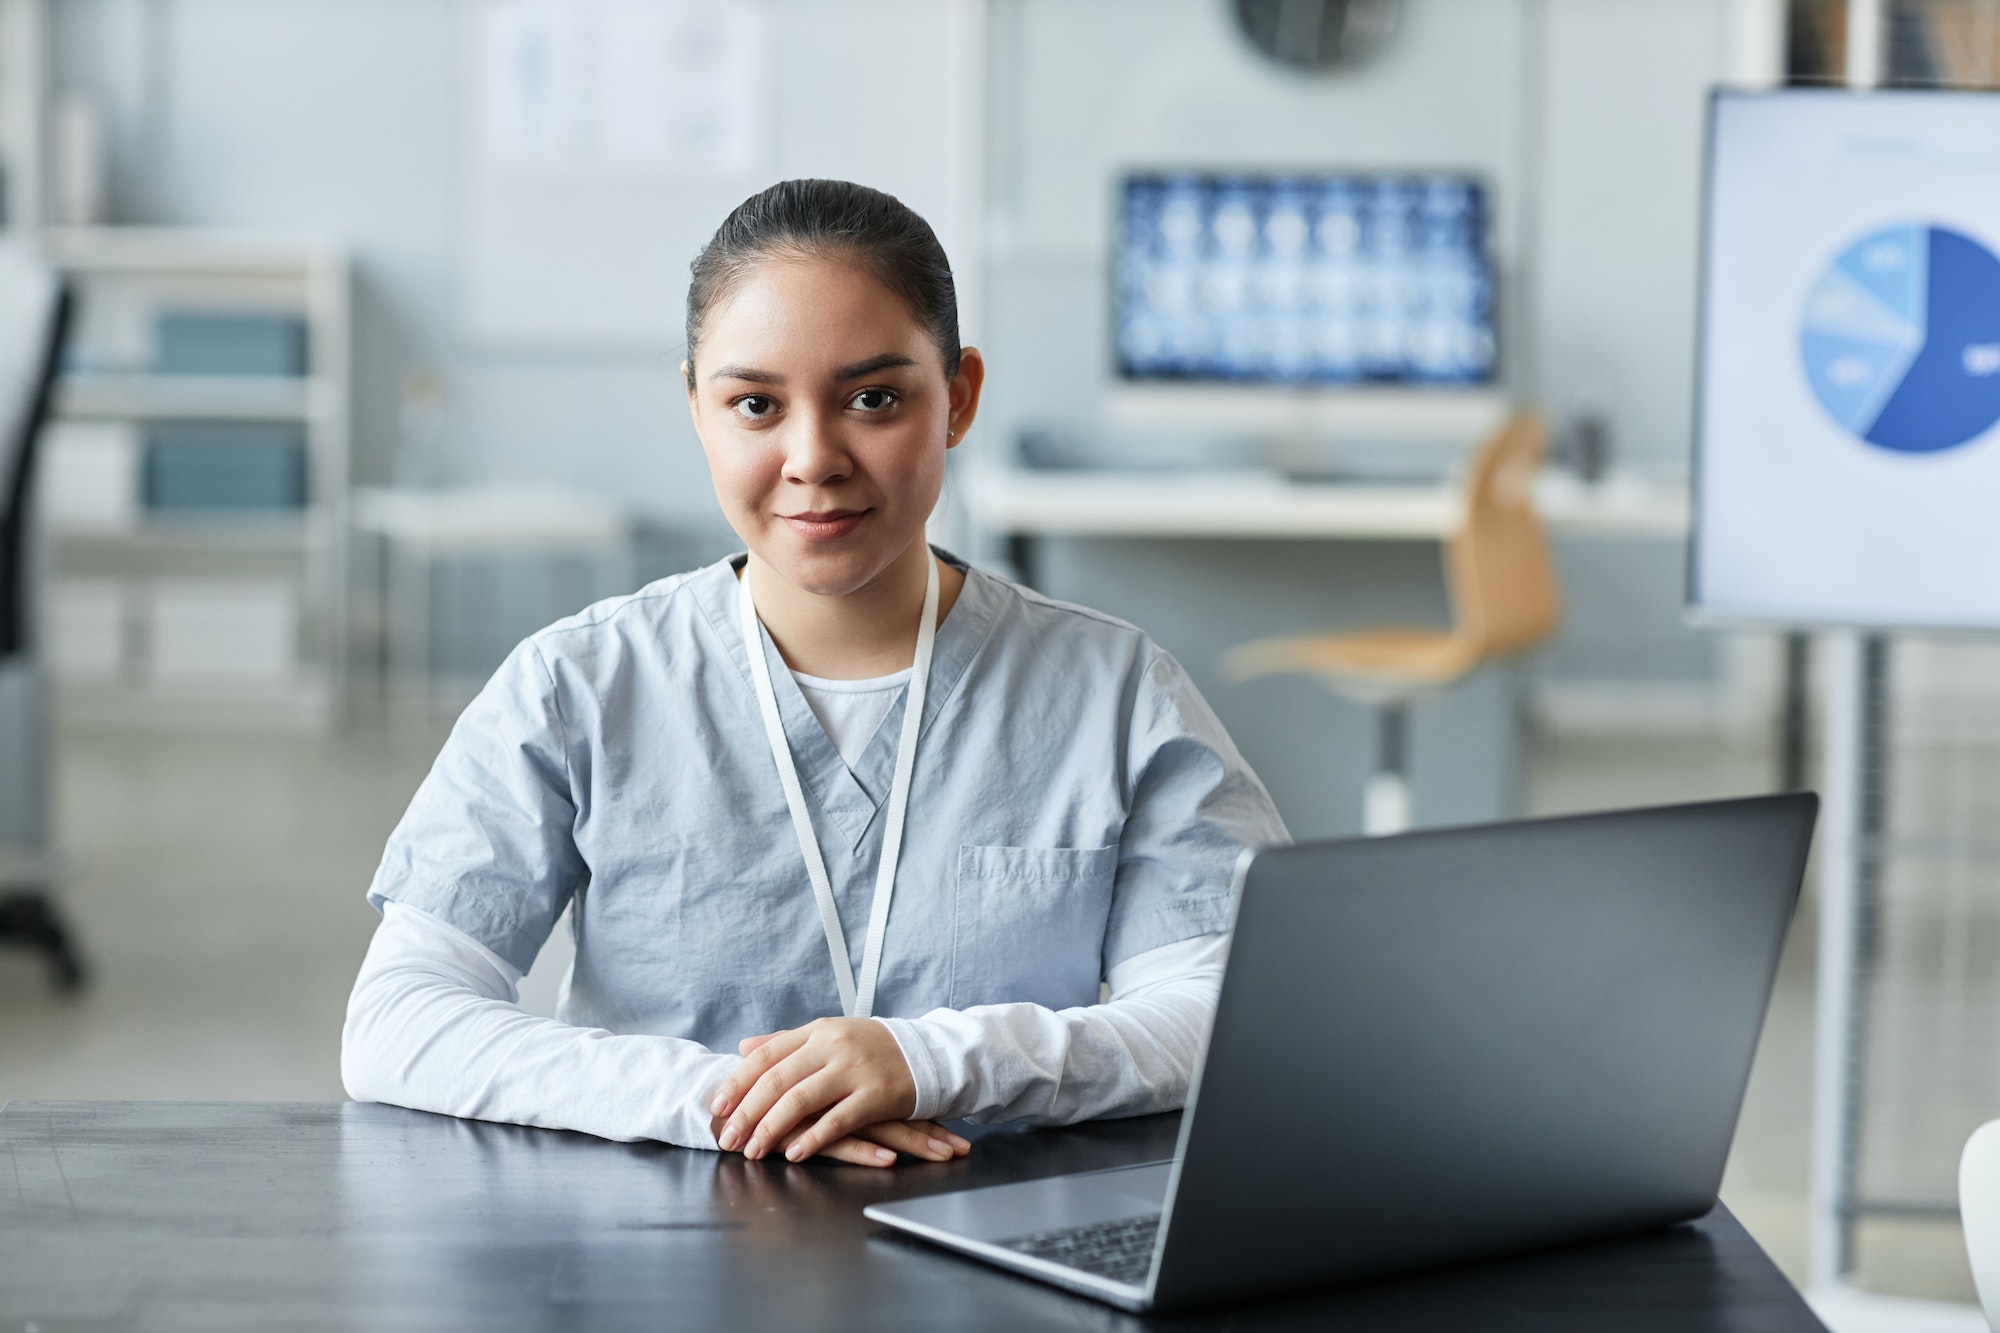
left=1694, top=90, right=2000, bottom=630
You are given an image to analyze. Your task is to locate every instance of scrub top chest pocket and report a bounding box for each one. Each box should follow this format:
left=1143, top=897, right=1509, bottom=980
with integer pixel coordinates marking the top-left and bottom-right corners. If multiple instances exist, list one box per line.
left=952, top=844, right=1118, bottom=1012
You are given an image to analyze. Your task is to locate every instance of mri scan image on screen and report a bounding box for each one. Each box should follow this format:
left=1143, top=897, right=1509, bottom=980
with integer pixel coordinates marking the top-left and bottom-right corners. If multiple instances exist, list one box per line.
left=1114, top=173, right=1495, bottom=387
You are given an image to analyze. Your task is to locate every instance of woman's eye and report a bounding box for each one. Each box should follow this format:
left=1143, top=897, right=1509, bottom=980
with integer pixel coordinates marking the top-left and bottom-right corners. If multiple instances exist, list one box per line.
left=850, top=388, right=897, bottom=412
left=732, top=395, right=776, bottom=421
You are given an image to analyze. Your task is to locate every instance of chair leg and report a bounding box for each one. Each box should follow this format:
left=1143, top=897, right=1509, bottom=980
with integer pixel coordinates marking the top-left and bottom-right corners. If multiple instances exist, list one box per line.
left=0, top=890, right=88, bottom=992
left=1363, top=702, right=1413, bottom=837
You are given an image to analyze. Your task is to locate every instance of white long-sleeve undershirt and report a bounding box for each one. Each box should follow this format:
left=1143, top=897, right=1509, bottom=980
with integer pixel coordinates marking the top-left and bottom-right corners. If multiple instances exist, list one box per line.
left=341, top=901, right=1226, bottom=1149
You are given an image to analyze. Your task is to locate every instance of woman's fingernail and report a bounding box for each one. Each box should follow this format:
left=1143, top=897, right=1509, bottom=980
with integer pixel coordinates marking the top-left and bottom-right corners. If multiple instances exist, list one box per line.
left=928, top=1138, right=952, bottom=1157
left=718, top=1127, right=738, bottom=1151
left=787, top=1144, right=805, bottom=1162
left=876, top=1147, right=896, bottom=1163
left=947, top=1134, right=971, bottom=1151
left=710, top=1094, right=727, bottom=1116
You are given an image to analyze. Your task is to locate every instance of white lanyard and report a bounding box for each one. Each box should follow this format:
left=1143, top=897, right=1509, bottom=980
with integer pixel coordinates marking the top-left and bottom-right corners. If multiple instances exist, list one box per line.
left=736, top=554, right=939, bottom=1019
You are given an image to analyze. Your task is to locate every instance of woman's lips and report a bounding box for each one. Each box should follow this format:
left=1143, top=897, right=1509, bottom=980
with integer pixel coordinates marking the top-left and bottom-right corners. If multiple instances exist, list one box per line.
left=783, top=509, right=868, bottom=541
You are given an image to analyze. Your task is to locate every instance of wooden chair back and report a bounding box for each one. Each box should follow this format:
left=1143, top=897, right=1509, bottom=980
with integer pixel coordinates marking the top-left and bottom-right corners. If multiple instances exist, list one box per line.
left=1444, top=412, right=1559, bottom=660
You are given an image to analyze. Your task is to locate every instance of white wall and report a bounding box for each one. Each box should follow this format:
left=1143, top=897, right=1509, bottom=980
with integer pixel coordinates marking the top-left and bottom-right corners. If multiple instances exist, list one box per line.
left=1530, top=0, right=1745, bottom=698
left=50, top=0, right=1752, bottom=703
left=991, top=0, right=1530, bottom=255
left=1535, top=0, right=1737, bottom=469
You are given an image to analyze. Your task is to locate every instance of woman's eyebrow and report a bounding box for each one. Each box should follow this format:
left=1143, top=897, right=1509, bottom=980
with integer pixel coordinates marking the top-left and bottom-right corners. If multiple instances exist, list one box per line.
left=834, top=353, right=918, bottom=380
left=708, top=365, right=783, bottom=385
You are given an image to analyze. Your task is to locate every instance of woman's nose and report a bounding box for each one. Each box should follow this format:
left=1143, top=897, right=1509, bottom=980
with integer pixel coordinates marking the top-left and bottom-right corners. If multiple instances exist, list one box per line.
left=781, top=413, right=854, bottom=486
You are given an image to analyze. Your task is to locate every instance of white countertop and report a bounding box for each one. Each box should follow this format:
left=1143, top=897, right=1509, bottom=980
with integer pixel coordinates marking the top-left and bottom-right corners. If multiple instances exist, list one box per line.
left=959, top=463, right=1690, bottom=541
left=351, top=486, right=632, bottom=553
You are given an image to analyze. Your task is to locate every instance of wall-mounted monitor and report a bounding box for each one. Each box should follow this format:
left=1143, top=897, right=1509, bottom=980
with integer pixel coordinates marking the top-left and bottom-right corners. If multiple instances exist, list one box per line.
left=1692, top=90, right=2000, bottom=630
left=1106, top=172, right=1506, bottom=455
left=1114, top=171, right=1496, bottom=387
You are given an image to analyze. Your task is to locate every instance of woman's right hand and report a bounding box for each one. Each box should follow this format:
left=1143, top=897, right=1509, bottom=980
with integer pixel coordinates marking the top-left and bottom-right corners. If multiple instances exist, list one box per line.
left=710, top=1109, right=969, bottom=1168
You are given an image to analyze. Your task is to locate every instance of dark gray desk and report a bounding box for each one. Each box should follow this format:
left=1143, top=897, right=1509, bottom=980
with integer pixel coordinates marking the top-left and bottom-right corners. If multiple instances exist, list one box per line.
left=1, top=1100, right=1827, bottom=1331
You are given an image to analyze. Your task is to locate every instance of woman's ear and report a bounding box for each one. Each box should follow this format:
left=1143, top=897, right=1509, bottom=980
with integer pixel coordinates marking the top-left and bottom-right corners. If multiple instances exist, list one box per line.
left=945, top=347, right=986, bottom=449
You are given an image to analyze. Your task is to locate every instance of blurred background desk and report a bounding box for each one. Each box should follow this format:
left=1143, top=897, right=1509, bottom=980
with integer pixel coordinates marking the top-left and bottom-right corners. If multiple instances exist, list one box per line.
left=351, top=486, right=634, bottom=719
left=963, top=462, right=1689, bottom=553
left=0, top=1099, right=1825, bottom=1331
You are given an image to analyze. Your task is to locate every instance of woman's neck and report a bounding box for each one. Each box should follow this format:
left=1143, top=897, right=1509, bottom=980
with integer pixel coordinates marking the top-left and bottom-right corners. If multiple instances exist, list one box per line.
left=744, top=543, right=965, bottom=680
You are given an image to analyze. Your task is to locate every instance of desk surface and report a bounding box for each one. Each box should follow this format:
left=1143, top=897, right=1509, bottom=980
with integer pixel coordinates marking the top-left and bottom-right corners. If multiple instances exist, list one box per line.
left=961, top=464, right=1691, bottom=540
left=1, top=1100, right=1824, bottom=1332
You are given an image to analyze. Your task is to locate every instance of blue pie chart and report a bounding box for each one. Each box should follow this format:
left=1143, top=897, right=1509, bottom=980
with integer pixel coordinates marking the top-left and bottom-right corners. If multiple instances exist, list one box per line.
left=1801, top=223, right=2000, bottom=454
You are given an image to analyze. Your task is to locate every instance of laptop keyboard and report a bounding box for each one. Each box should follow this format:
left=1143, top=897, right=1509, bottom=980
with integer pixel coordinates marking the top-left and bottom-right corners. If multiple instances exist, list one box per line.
left=997, top=1213, right=1160, bottom=1286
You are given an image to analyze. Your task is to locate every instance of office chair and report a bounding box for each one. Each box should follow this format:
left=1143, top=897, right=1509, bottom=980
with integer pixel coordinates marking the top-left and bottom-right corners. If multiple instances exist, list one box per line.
left=1221, top=412, right=1559, bottom=835
left=0, top=245, right=83, bottom=990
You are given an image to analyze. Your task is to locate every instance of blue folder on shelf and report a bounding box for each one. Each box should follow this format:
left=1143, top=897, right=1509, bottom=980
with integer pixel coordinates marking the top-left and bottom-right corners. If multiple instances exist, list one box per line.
left=143, top=423, right=307, bottom=511
left=155, top=310, right=309, bottom=378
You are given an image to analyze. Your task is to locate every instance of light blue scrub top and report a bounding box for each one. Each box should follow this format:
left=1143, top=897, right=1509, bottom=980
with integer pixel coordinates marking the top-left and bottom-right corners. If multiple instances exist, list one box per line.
left=367, top=549, right=1289, bottom=1055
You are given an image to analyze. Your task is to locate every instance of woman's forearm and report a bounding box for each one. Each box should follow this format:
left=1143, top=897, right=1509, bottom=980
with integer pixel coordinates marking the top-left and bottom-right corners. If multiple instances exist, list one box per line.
left=341, top=903, right=734, bottom=1148
left=878, top=934, right=1226, bottom=1125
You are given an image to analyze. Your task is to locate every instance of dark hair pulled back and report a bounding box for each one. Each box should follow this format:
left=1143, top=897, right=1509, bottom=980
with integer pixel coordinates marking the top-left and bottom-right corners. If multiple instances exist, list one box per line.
left=685, top=179, right=961, bottom=387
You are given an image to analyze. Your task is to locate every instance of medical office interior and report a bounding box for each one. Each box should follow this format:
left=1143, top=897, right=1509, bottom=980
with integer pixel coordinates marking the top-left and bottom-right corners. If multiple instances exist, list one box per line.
left=2, top=0, right=2000, bottom=1326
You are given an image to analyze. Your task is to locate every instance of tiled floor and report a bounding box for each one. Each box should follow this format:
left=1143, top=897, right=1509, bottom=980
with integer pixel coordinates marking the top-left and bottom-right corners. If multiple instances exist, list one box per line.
left=0, top=724, right=436, bottom=1102
left=0, top=719, right=1982, bottom=1308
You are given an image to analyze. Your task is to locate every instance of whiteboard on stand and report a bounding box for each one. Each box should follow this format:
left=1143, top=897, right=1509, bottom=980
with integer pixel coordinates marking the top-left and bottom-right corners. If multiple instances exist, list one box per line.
left=1691, top=90, right=2000, bottom=631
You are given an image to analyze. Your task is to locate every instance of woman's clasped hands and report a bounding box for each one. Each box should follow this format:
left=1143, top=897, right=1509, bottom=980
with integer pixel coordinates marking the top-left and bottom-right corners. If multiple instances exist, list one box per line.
left=708, top=1015, right=972, bottom=1169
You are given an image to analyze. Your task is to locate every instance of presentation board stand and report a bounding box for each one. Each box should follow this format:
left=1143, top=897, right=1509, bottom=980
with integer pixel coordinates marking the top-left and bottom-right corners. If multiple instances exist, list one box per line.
left=1810, top=7, right=1894, bottom=1296
left=1693, top=82, right=2000, bottom=1300
left=1806, top=632, right=1888, bottom=1288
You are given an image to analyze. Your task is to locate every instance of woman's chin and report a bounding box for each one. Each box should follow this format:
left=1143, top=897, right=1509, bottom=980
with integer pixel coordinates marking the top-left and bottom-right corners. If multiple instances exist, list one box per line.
left=762, top=546, right=893, bottom=600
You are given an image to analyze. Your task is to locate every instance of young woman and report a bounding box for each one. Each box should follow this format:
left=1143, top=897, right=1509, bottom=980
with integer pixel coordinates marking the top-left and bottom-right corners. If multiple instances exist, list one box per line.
left=342, top=180, right=1287, bottom=1168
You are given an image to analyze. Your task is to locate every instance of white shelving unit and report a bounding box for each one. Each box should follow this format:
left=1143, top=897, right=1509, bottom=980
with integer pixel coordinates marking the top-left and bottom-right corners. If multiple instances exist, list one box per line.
left=56, top=374, right=322, bottom=422
left=35, top=227, right=351, bottom=730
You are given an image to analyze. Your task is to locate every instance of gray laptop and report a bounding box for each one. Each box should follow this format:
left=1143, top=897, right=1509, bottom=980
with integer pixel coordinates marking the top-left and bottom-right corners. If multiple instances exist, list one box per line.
left=865, top=793, right=1817, bottom=1313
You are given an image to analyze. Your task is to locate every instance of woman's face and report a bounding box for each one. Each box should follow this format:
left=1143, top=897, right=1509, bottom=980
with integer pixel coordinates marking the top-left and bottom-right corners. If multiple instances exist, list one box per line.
left=686, top=256, right=983, bottom=600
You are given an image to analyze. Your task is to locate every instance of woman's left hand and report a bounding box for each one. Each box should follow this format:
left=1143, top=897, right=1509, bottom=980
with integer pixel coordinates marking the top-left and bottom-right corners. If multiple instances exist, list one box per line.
left=710, top=1017, right=935, bottom=1162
